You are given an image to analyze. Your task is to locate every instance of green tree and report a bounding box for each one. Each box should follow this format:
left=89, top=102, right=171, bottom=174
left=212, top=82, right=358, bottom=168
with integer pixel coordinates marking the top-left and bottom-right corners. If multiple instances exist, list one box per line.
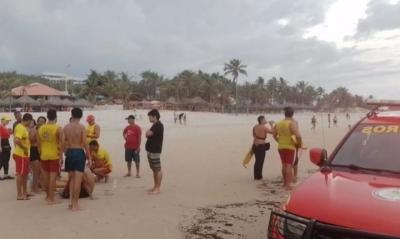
left=223, top=59, right=247, bottom=106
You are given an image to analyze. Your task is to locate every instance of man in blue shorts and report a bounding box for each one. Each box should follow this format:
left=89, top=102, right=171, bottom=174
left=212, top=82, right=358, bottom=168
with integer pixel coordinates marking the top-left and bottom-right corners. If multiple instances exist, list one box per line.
left=63, top=108, right=91, bottom=211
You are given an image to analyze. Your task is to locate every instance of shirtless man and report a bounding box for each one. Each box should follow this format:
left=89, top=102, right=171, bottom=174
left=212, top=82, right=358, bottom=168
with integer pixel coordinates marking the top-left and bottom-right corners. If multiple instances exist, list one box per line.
left=63, top=108, right=91, bottom=211
left=252, top=116, right=274, bottom=180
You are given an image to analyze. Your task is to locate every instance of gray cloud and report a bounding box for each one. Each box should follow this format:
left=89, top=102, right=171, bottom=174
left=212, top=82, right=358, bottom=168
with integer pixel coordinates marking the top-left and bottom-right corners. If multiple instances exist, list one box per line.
left=357, top=1, right=400, bottom=36
left=0, top=0, right=399, bottom=98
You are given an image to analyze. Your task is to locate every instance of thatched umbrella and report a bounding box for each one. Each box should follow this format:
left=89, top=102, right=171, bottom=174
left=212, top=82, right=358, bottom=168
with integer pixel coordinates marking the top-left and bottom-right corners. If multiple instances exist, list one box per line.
left=1, top=97, right=14, bottom=107
left=14, top=96, right=40, bottom=106
left=44, top=97, right=63, bottom=107
left=190, top=96, right=208, bottom=106
left=166, top=97, right=177, bottom=105
left=61, top=98, right=74, bottom=107
left=73, top=99, right=93, bottom=108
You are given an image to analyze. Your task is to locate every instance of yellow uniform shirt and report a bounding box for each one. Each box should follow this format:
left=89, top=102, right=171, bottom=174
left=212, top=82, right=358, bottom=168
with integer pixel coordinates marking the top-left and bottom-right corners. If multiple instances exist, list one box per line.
left=276, top=119, right=296, bottom=150
left=14, top=124, right=30, bottom=157
left=86, top=124, right=98, bottom=144
left=38, top=123, right=61, bottom=160
left=93, top=148, right=112, bottom=169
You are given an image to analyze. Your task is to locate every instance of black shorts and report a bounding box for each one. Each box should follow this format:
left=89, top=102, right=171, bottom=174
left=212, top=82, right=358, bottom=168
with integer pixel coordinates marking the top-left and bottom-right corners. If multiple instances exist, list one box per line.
left=125, top=149, right=140, bottom=164
left=30, top=147, right=40, bottom=161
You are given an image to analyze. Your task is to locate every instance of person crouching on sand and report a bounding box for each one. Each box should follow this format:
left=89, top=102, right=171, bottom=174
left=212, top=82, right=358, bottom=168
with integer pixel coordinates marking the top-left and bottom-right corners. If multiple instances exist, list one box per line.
left=13, top=113, right=33, bottom=200
left=145, top=109, right=164, bottom=195
left=89, top=140, right=112, bottom=182
left=252, top=115, right=274, bottom=180
left=123, top=115, right=142, bottom=178
left=274, top=107, right=302, bottom=190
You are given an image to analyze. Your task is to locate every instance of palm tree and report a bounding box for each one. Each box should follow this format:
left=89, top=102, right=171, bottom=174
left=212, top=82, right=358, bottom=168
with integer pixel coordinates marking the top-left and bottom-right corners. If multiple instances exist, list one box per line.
left=223, top=59, right=247, bottom=110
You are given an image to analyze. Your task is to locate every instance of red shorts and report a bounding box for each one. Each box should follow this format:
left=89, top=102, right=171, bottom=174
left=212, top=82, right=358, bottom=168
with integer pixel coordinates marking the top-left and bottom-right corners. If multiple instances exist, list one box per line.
left=278, top=149, right=295, bottom=165
left=13, top=154, right=30, bottom=176
left=41, top=160, right=60, bottom=173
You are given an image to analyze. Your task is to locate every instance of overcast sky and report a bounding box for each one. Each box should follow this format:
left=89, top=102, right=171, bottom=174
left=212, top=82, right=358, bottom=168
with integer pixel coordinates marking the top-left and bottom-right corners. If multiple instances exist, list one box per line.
left=0, top=0, right=399, bottom=98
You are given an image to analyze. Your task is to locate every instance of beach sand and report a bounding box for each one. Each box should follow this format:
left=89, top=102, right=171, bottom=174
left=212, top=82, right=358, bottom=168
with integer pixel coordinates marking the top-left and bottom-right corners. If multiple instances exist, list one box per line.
left=0, top=109, right=364, bottom=239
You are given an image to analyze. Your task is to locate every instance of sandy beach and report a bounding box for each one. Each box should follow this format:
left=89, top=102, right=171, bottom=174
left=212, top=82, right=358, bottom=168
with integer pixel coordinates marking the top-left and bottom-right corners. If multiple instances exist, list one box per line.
left=0, top=108, right=363, bottom=239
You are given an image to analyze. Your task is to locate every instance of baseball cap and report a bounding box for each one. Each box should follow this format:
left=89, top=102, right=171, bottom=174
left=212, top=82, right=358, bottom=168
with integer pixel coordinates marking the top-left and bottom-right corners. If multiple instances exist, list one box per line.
left=1, top=115, right=11, bottom=121
left=125, top=115, right=135, bottom=120
left=86, top=115, right=95, bottom=122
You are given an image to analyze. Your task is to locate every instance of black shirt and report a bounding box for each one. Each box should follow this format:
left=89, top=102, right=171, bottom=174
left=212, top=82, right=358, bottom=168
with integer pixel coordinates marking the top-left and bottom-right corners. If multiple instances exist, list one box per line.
left=145, top=121, right=164, bottom=153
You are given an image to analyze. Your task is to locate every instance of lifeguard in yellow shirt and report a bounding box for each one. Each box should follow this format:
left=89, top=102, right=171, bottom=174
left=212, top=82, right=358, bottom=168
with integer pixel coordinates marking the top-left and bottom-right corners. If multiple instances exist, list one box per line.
left=89, top=140, right=112, bottom=182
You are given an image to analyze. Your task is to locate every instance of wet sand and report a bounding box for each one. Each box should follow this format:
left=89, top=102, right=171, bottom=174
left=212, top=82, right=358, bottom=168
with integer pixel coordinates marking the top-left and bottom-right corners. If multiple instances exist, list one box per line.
left=0, top=108, right=363, bottom=239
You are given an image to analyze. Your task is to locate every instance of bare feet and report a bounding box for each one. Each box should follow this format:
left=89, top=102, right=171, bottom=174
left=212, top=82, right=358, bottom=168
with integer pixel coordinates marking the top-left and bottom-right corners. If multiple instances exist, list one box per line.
left=136, top=175, right=141, bottom=178
left=292, top=177, right=298, bottom=183
left=17, top=196, right=30, bottom=200
left=147, top=189, right=161, bottom=195
left=71, top=206, right=83, bottom=212
left=146, top=188, right=155, bottom=193
left=47, top=200, right=61, bottom=205
left=124, top=173, right=131, bottom=177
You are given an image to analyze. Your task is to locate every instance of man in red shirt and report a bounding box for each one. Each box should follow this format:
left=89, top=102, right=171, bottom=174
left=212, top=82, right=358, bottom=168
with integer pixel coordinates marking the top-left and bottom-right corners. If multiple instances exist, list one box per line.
left=123, top=115, right=142, bottom=178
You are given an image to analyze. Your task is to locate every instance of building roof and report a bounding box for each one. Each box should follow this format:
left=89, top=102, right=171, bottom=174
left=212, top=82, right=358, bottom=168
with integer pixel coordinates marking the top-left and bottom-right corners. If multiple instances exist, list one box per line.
left=11, top=82, right=68, bottom=96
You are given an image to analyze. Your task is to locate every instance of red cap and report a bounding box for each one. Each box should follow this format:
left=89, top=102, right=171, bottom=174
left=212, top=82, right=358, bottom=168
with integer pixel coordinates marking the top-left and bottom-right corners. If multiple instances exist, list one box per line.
left=86, top=115, right=95, bottom=122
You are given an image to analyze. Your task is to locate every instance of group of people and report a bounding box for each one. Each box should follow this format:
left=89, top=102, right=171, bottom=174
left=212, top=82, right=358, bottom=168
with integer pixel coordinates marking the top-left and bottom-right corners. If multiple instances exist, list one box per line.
left=0, top=107, right=165, bottom=211
left=173, top=111, right=187, bottom=125
left=252, top=107, right=302, bottom=190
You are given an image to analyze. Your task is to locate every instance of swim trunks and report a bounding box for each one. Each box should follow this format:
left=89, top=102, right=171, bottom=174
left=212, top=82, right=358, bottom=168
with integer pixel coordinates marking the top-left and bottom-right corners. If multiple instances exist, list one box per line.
left=41, top=160, right=60, bottom=173
left=13, top=154, right=30, bottom=176
left=65, top=149, right=86, bottom=172
left=278, top=149, right=295, bottom=165
left=147, top=152, right=161, bottom=170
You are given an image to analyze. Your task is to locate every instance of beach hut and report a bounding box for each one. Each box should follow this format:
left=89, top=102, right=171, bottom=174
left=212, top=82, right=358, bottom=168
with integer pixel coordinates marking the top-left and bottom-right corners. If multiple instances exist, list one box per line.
left=189, top=96, right=209, bottom=111
left=73, top=99, right=93, bottom=108
left=61, top=98, right=74, bottom=107
left=165, top=97, right=177, bottom=110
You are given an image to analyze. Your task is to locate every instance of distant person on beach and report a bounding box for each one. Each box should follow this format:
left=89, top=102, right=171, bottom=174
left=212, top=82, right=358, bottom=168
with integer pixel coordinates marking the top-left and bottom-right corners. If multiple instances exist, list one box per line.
left=311, top=115, right=317, bottom=131
left=12, top=110, right=22, bottom=133
left=0, top=115, right=13, bottom=180
left=13, top=113, right=33, bottom=200
left=28, top=119, right=40, bottom=194
left=179, top=113, right=184, bottom=124
left=145, top=109, right=164, bottom=195
left=333, top=115, right=338, bottom=127
left=274, top=107, right=302, bottom=190
left=327, top=113, right=331, bottom=128
left=89, top=140, right=112, bottom=182
left=183, top=113, right=187, bottom=125
left=38, top=109, right=63, bottom=204
left=63, top=108, right=91, bottom=211
left=252, top=115, right=274, bottom=180
left=346, top=113, right=350, bottom=121
left=86, top=115, right=100, bottom=145
left=123, top=115, right=142, bottom=178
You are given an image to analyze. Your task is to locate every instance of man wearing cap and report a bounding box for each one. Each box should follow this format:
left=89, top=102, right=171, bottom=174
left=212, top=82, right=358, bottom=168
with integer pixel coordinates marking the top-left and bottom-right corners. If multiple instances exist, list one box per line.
left=123, top=115, right=142, bottom=177
left=0, top=115, right=14, bottom=180
left=86, top=115, right=100, bottom=145
left=13, top=113, right=33, bottom=200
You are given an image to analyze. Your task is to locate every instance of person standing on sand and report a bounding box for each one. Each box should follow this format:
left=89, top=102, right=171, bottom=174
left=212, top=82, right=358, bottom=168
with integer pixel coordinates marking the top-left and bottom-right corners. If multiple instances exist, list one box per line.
left=86, top=115, right=100, bottom=145
left=0, top=115, right=14, bottom=180
left=38, top=109, right=63, bottom=204
left=311, top=115, right=317, bottom=131
left=123, top=115, right=142, bottom=178
left=28, top=119, right=40, bottom=194
left=274, top=107, right=302, bottom=190
left=333, top=115, right=338, bottom=127
left=327, top=113, right=331, bottom=128
left=252, top=116, right=274, bottom=180
left=64, top=108, right=91, bottom=211
left=13, top=113, right=33, bottom=200
left=145, top=109, right=164, bottom=195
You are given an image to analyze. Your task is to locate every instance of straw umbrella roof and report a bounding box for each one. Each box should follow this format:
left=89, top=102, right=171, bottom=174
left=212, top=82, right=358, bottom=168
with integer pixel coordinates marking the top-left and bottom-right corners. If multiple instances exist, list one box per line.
left=73, top=99, right=93, bottom=108
left=190, top=96, right=208, bottom=105
left=166, top=97, right=177, bottom=104
left=11, top=83, right=68, bottom=96
left=1, top=97, right=14, bottom=106
left=61, top=98, right=74, bottom=107
left=14, top=95, right=40, bottom=106
left=44, top=97, right=63, bottom=107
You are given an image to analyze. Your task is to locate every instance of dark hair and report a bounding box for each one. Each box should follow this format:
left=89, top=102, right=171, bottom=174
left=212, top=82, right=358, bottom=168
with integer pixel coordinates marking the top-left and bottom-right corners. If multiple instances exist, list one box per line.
left=284, top=106, right=294, bottom=118
left=257, top=115, right=265, bottom=124
left=89, top=140, right=99, bottom=147
left=37, top=116, right=47, bottom=123
left=14, top=111, right=21, bottom=116
left=71, top=108, right=83, bottom=119
left=22, top=113, right=33, bottom=121
left=32, top=119, right=37, bottom=126
left=148, top=109, right=160, bottom=120
left=47, top=109, right=57, bottom=121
